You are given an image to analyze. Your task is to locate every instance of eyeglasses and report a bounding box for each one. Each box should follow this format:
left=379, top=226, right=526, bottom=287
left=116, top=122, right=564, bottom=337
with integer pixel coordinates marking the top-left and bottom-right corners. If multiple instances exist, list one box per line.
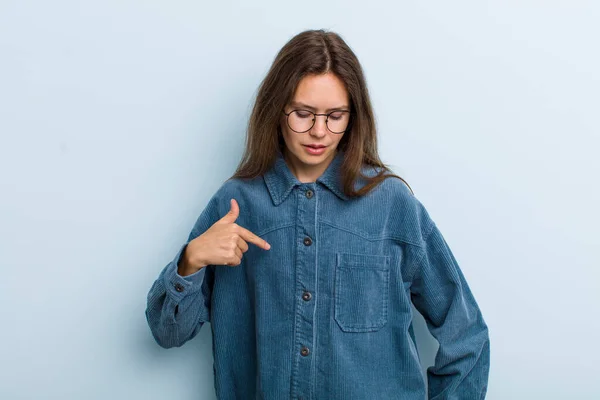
left=282, top=109, right=351, bottom=134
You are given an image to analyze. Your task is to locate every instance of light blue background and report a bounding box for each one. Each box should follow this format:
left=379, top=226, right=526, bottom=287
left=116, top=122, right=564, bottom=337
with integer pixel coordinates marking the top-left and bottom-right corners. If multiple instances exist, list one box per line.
left=1, top=1, right=598, bottom=399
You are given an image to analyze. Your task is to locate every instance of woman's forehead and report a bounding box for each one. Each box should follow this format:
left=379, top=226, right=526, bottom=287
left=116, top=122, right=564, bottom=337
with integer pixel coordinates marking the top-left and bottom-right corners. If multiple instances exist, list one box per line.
left=292, top=73, right=349, bottom=110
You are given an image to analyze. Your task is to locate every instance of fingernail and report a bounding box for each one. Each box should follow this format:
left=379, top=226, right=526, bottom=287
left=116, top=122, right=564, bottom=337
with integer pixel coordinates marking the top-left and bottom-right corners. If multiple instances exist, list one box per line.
left=265, top=243, right=271, bottom=250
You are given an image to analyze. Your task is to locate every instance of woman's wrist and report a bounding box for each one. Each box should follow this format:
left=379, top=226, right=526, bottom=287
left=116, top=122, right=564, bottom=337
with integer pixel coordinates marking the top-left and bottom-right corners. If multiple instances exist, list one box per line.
left=177, top=247, right=207, bottom=277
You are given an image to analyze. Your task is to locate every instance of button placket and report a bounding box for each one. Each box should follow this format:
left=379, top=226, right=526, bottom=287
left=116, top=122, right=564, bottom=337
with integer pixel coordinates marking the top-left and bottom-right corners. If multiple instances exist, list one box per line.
left=290, top=184, right=317, bottom=399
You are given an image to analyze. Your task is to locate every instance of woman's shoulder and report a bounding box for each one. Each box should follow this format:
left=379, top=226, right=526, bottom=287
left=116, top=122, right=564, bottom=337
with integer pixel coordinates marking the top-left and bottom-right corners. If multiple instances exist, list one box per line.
left=360, top=164, right=418, bottom=205
left=361, top=166, right=435, bottom=247
left=204, top=175, right=266, bottom=214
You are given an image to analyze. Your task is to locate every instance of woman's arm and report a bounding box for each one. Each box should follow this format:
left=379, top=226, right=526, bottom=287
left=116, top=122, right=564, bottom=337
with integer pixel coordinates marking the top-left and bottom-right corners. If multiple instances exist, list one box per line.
left=409, top=221, right=490, bottom=399
left=145, top=195, right=220, bottom=348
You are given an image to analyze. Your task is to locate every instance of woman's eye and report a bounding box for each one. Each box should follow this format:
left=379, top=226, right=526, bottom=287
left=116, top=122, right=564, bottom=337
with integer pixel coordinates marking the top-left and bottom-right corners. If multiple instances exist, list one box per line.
left=329, top=112, right=343, bottom=120
left=296, top=111, right=312, bottom=118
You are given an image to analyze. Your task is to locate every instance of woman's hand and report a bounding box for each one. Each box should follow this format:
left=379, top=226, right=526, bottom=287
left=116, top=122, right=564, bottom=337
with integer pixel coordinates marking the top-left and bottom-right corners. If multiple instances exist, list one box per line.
left=178, top=198, right=271, bottom=276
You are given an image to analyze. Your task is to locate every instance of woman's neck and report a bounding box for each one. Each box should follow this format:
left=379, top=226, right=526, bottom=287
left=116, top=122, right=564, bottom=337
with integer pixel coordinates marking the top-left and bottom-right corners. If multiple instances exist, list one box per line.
left=283, top=148, right=336, bottom=183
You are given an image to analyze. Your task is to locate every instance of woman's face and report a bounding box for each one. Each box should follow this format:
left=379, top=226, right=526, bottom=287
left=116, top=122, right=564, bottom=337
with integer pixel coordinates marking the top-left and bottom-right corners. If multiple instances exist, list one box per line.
left=280, top=72, right=349, bottom=182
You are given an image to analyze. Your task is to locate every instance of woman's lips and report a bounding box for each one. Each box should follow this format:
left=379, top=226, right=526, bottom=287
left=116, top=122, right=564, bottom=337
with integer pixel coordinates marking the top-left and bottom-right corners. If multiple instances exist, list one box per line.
left=303, top=145, right=326, bottom=155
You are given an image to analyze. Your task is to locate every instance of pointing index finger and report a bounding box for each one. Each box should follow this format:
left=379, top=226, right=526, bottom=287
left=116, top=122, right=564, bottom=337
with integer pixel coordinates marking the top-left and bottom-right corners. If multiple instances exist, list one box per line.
left=238, top=226, right=271, bottom=250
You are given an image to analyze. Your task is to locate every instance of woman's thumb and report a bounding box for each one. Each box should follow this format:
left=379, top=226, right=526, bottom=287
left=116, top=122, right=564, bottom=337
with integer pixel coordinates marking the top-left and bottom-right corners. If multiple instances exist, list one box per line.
left=221, top=198, right=239, bottom=223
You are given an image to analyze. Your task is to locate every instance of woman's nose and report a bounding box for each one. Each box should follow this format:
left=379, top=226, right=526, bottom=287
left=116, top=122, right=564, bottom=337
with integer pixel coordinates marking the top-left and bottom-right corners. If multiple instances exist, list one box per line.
left=311, top=115, right=328, bottom=136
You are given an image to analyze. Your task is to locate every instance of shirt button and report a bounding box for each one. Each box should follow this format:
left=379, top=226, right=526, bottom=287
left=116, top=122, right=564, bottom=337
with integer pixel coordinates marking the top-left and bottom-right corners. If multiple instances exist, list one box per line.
left=303, top=236, right=312, bottom=246
left=305, top=189, right=313, bottom=199
left=300, top=346, right=310, bottom=356
left=174, top=283, right=185, bottom=293
left=302, top=291, right=312, bottom=301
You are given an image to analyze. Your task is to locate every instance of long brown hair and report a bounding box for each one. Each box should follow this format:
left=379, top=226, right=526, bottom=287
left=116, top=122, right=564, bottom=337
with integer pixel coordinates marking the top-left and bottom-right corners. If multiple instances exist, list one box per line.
left=229, top=29, right=413, bottom=198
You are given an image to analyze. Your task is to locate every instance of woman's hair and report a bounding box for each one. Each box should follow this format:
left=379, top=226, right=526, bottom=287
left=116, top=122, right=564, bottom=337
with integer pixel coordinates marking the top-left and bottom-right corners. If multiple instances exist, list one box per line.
left=229, top=29, right=413, bottom=197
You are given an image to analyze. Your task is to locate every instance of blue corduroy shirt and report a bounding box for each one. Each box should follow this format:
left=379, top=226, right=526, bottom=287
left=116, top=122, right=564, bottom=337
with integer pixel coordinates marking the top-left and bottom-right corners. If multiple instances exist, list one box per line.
left=145, top=149, right=490, bottom=399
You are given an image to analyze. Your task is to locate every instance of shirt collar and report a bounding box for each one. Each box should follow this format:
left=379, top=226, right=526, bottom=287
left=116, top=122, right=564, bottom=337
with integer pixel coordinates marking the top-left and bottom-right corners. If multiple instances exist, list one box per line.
left=264, top=149, right=350, bottom=206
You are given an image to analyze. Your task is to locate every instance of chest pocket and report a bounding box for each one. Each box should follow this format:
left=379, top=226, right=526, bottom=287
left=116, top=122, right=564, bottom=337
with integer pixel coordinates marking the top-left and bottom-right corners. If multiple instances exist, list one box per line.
left=334, top=252, right=391, bottom=332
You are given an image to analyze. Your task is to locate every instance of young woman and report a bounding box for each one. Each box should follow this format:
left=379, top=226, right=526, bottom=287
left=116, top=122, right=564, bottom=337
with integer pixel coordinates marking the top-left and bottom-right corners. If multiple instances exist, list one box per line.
left=145, top=29, right=490, bottom=399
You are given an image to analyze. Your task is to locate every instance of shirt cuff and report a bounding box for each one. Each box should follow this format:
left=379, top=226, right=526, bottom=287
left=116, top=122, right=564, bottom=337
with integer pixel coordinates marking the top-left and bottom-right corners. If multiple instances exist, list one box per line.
left=163, top=242, right=208, bottom=301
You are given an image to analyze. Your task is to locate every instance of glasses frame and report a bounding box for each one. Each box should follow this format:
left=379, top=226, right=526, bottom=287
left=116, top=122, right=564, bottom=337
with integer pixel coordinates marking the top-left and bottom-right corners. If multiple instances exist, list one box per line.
left=282, top=109, right=353, bottom=134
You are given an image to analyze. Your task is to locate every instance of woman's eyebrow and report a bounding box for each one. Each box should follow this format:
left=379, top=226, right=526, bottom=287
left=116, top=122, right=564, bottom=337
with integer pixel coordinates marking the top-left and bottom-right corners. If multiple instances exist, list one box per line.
left=290, top=101, right=349, bottom=112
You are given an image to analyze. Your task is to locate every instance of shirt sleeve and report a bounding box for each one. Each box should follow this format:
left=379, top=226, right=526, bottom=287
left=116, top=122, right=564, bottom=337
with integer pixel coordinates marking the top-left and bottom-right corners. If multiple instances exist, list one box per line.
left=409, top=220, right=490, bottom=399
left=145, top=193, right=220, bottom=349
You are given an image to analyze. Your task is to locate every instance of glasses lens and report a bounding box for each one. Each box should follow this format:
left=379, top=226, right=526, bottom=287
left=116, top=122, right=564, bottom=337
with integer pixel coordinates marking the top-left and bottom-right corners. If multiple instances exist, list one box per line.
left=288, top=110, right=314, bottom=132
left=287, top=110, right=351, bottom=133
left=326, top=111, right=350, bottom=133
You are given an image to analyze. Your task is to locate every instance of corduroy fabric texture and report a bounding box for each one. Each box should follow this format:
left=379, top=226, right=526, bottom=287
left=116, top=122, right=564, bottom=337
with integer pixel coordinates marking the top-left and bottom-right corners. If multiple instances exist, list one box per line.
left=145, top=149, right=490, bottom=399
